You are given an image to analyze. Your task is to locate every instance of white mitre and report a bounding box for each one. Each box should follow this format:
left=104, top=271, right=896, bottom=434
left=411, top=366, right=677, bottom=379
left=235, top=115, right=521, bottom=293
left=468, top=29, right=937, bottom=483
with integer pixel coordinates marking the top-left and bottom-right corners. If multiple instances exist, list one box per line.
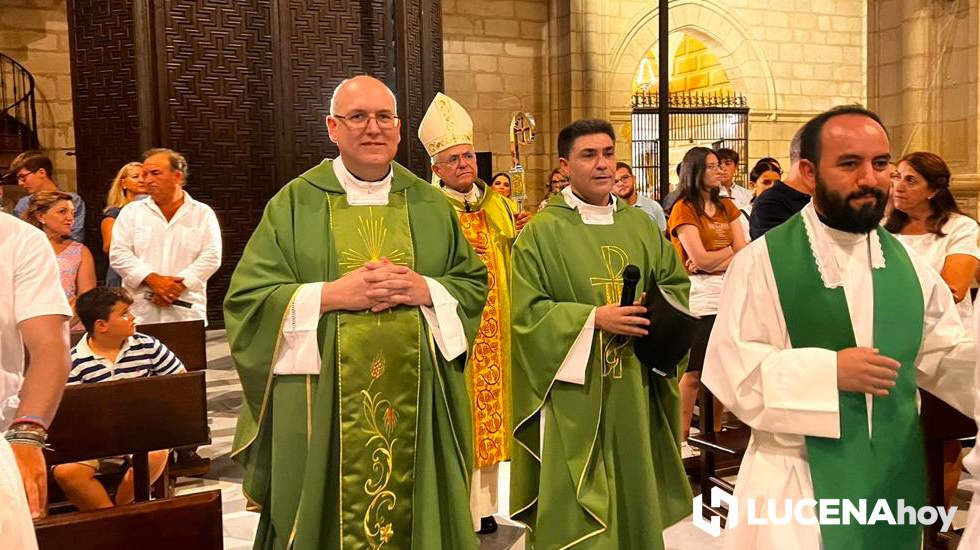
left=418, top=92, right=474, bottom=157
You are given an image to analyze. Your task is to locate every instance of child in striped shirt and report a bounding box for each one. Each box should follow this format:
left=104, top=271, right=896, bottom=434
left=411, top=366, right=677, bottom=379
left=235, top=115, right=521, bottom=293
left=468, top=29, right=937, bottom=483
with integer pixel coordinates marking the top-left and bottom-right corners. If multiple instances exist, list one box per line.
left=54, top=287, right=185, bottom=510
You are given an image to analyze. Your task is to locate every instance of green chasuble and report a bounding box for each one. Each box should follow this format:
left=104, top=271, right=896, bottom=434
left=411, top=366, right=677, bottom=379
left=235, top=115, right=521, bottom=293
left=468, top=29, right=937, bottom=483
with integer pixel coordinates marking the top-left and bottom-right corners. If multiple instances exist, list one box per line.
left=766, top=215, right=926, bottom=549
left=510, top=193, right=693, bottom=549
left=224, top=159, right=488, bottom=550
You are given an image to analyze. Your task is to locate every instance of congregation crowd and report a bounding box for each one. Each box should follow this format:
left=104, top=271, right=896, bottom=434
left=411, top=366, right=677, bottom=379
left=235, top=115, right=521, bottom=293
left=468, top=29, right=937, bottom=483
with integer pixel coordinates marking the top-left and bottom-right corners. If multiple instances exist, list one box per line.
left=2, top=73, right=979, bottom=550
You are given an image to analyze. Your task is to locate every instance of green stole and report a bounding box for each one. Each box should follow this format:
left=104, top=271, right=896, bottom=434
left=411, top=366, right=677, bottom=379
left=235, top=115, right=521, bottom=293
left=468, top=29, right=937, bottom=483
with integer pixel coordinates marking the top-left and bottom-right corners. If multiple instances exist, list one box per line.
left=765, top=214, right=926, bottom=549
left=328, top=192, right=420, bottom=549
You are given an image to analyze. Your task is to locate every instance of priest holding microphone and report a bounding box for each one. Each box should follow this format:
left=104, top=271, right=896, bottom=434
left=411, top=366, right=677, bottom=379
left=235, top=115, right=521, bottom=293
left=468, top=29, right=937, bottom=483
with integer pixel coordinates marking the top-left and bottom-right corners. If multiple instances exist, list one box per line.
left=509, top=118, right=693, bottom=549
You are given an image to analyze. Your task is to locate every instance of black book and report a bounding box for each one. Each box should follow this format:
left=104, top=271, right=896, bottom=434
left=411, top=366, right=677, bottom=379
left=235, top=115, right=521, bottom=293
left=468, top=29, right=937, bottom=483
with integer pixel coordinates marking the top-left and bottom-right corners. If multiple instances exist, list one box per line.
left=632, top=272, right=700, bottom=378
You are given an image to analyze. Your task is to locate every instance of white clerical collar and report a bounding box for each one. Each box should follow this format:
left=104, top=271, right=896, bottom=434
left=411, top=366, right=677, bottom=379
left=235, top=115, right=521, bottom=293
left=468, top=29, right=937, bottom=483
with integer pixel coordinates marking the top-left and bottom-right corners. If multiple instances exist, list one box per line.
left=800, top=202, right=885, bottom=289
left=442, top=183, right=481, bottom=206
left=333, top=156, right=393, bottom=205
left=562, top=186, right=617, bottom=225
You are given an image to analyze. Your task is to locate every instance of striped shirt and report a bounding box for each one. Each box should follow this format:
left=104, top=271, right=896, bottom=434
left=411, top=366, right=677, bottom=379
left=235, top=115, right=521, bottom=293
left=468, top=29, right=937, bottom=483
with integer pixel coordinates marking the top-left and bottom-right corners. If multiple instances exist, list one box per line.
left=68, top=332, right=186, bottom=384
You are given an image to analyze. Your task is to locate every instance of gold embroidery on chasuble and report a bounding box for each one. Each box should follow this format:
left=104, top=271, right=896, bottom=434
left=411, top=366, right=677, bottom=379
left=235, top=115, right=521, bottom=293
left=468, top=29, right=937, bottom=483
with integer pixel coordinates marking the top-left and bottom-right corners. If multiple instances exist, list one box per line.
left=588, top=246, right=631, bottom=379
left=459, top=209, right=508, bottom=468
left=329, top=195, right=420, bottom=550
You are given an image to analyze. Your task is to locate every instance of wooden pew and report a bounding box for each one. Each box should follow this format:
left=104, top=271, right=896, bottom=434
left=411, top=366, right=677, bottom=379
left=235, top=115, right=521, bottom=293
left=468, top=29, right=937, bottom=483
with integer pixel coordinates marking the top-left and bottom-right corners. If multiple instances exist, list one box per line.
left=45, top=371, right=210, bottom=502
left=35, top=489, right=223, bottom=550
left=921, top=389, right=976, bottom=550
left=137, top=320, right=207, bottom=371
left=69, top=319, right=207, bottom=372
left=688, top=382, right=750, bottom=524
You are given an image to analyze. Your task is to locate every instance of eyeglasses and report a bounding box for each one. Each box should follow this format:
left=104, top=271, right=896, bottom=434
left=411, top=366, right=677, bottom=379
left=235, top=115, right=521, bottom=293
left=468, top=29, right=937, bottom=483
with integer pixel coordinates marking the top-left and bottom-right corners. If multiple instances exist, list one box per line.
left=550, top=177, right=568, bottom=185
left=614, top=175, right=632, bottom=184
left=332, top=112, right=400, bottom=130
left=16, top=170, right=34, bottom=182
left=434, top=151, right=476, bottom=168
left=705, top=163, right=724, bottom=171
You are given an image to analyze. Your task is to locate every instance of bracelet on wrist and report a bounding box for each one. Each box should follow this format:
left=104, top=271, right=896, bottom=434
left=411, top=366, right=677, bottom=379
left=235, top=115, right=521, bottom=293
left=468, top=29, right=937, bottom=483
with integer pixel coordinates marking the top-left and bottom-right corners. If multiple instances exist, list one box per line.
left=11, top=415, right=48, bottom=430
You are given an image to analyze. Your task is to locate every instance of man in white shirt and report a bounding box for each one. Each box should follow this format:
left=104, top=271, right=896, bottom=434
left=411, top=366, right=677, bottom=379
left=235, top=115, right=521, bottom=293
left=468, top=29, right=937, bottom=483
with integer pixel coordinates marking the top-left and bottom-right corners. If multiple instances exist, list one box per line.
left=223, top=75, right=488, bottom=549
left=0, top=215, right=72, bottom=549
left=109, top=149, right=222, bottom=324
left=613, top=161, right=667, bottom=232
left=717, top=147, right=753, bottom=238
left=703, top=106, right=975, bottom=550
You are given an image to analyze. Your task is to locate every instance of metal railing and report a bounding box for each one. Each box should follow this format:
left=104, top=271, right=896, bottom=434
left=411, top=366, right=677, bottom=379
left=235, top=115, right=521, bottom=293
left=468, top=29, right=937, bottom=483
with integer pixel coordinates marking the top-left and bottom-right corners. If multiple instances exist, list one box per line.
left=0, top=52, right=40, bottom=151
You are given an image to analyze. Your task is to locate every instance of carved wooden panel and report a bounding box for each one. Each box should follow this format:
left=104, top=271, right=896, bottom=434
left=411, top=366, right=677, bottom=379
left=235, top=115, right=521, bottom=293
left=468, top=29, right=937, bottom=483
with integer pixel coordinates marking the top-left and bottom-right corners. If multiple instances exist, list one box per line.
left=280, top=0, right=394, bottom=174
left=69, top=0, right=443, bottom=324
left=67, top=0, right=140, bottom=248
left=156, top=0, right=278, bottom=324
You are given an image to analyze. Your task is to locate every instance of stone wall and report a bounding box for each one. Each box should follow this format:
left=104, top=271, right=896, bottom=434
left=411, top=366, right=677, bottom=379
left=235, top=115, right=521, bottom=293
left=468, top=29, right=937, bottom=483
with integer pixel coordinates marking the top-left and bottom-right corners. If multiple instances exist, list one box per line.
left=0, top=0, right=75, bottom=190
left=869, top=0, right=980, bottom=216
left=442, top=0, right=551, bottom=206
left=445, top=0, right=869, bottom=200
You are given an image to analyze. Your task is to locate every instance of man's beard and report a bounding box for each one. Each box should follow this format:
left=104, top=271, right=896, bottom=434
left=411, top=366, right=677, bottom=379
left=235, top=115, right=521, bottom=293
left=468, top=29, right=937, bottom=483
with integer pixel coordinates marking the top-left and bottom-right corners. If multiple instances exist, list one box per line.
left=813, top=172, right=887, bottom=233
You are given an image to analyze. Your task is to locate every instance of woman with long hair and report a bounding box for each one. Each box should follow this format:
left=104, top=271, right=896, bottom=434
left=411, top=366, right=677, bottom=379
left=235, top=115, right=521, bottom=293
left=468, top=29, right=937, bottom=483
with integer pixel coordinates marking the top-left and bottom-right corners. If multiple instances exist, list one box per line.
left=885, top=152, right=978, bottom=320
left=102, top=162, right=145, bottom=285
left=22, top=191, right=96, bottom=331
left=537, top=168, right=568, bottom=210
left=667, top=147, right=747, bottom=455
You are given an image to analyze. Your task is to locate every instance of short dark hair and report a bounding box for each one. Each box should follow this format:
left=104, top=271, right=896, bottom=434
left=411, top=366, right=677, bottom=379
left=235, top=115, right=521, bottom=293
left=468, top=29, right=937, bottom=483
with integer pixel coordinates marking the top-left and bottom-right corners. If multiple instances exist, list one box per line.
left=76, top=287, right=133, bottom=334
left=715, top=147, right=739, bottom=165
left=557, top=119, right=615, bottom=159
left=799, top=105, right=887, bottom=167
left=9, top=150, right=53, bottom=179
left=615, top=162, right=633, bottom=175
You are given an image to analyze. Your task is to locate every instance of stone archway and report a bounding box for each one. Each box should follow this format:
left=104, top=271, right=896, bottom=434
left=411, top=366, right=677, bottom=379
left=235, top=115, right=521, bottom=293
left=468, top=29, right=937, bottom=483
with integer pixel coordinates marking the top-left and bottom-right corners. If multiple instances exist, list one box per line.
left=607, top=0, right=778, bottom=115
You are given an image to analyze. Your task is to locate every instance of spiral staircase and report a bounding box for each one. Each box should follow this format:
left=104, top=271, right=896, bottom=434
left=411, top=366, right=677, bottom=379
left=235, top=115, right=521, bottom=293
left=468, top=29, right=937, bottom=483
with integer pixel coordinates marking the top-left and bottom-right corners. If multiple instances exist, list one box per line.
left=1, top=52, right=40, bottom=210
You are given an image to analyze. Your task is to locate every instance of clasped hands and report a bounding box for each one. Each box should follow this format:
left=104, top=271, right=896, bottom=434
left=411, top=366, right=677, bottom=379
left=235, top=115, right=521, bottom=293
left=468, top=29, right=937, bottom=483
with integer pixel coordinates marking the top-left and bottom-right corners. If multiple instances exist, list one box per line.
left=321, top=258, right=432, bottom=313
left=144, top=273, right=187, bottom=307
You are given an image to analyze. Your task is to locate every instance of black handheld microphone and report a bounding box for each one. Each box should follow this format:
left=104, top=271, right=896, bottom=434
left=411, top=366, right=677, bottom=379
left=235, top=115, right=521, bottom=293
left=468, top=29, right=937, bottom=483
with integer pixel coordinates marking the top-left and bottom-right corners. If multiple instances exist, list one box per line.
left=620, top=264, right=641, bottom=306
left=143, top=291, right=194, bottom=309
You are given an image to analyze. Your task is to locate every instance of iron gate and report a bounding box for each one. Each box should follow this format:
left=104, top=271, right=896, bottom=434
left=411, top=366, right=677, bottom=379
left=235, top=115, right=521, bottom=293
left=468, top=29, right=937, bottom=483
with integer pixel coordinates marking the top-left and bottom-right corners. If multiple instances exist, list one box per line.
left=630, top=91, right=749, bottom=201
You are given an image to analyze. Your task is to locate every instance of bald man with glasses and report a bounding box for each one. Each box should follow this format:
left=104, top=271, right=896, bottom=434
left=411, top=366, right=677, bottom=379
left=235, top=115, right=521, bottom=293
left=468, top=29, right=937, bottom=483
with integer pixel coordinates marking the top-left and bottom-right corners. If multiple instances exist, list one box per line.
left=225, top=76, right=488, bottom=549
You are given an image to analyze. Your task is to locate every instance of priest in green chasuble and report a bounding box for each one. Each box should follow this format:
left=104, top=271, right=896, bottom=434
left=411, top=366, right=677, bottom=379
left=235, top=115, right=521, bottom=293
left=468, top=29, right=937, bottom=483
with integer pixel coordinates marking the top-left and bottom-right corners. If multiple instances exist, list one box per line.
left=703, top=106, right=976, bottom=550
left=417, top=92, right=529, bottom=535
left=510, top=119, right=693, bottom=549
left=224, top=75, right=487, bottom=550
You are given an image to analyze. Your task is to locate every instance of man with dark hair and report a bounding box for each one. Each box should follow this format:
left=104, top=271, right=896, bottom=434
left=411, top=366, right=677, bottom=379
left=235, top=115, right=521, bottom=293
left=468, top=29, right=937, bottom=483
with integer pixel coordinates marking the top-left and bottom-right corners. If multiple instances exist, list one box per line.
left=703, top=106, right=974, bottom=549
left=511, top=118, right=692, bottom=549
left=56, top=286, right=182, bottom=511
left=10, top=151, right=86, bottom=242
left=613, top=161, right=666, bottom=231
left=749, top=127, right=813, bottom=239
left=715, top=147, right=753, bottom=237
left=109, top=147, right=222, bottom=324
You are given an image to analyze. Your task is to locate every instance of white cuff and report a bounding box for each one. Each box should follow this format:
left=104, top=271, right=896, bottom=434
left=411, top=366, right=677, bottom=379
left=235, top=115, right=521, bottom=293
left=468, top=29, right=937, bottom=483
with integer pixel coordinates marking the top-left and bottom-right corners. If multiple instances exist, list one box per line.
left=759, top=347, right=840, bottom=438
left=272, top=283, right=325, bottom=375
left=420, top=277, right=468, bottom=361
left=555, top=308, right=596, bottom=385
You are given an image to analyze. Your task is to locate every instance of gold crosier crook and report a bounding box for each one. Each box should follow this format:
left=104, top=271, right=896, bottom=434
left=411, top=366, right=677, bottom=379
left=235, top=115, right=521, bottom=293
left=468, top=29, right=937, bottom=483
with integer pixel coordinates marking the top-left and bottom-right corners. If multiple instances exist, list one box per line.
left=508, top=111, right=536, bottom=211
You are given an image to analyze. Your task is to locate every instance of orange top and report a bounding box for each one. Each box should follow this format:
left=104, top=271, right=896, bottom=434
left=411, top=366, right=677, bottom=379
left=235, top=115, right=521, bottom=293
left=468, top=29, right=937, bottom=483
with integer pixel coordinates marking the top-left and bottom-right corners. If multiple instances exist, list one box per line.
left=667, top=198, right=741, bottom=272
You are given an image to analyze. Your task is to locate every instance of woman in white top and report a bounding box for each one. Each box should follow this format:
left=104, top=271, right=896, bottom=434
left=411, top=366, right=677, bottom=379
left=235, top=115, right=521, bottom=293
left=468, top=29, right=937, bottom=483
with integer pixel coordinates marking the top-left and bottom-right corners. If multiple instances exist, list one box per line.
left=886, top=151, right=979, bottom=322
left=885, top=151, right=979, bottom=509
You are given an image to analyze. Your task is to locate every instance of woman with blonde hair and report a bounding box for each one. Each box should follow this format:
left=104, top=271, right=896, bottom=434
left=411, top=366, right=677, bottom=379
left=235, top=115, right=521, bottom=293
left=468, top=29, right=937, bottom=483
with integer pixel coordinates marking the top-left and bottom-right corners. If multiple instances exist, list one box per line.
left=102, top=162, right=145, bottom=285
left=22, top=191, right=96, bottom=331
